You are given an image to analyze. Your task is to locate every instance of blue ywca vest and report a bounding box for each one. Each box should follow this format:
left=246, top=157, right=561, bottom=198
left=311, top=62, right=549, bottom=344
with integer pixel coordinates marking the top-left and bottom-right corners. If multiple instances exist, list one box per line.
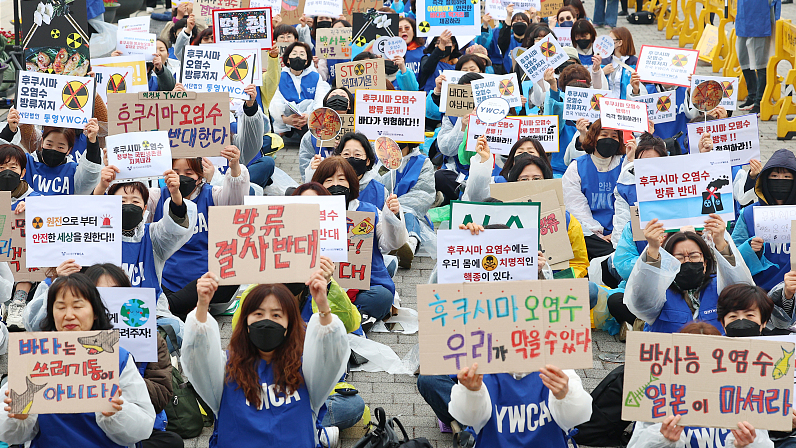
left=31, top=347, right=130, bottom=448
left=682, top=427, right=731, bottom=448
left=357, top=201, right=394, bottom=295
left=359, top=179, right=387, bottom=210
left=326, top=58, right=346, bottom=88
left=394, top=155, right=427, bottom=197
left=502, top=36, right=523, bottom=74
left=575, top=155, right=622, bottom=235
left=616, top=180, right=638, bottom=207
left=422, top=59, right=455, bottom=92
left=648, top=276, right=723, bottom=334
left=211, top=355, right=314, bottom=447
left=123, top=223, right=163, bottom=299
left=404, top=46, right=425, bottom=78
left=278, top=70, right=320, bottom=103
left=24, top=153, right=77, bottom=195
left=742, top=203, right=791, bottom=291
left=155, top=184, right=214, bottom=291
left=477, top=373, right=569, bottom=448
left=137, top=363, right=168, bottom=431
left=578, top=53, right=594, bottom=66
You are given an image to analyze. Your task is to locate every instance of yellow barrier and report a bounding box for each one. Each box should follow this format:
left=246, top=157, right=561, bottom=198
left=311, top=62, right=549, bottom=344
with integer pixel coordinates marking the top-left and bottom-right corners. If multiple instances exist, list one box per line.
left=679, top=0, right=705, bottom=47
left=778, top=70, right=796, bottom=139
left=664, top=0, right=684, bottom=40
left=711, top=0, right=736, bottom=73
left=760, top=19, right=794, bottom=121
left=722, top=28, right=749, bottom=101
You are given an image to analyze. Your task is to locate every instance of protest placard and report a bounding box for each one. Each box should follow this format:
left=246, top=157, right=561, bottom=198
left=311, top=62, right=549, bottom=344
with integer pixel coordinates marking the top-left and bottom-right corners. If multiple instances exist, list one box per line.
left=341, top=0, right=381, bottom=21
left=9, top=330, right=120, bottom=414
left=305, top=0, right=342, bottom=16
left=181, top=46, right=256, bottom=100
left=0, top=210, right=46, bottom=282
left=213, top=7, right=273, bottom=49
left=92, top=55, right=148, bottom=91
left=593, top=35, right=615, bottom=58
left=485, top=0, right=508, bottom=20
left=266, top=0, right=302, bottom=23
left=351, top=11, right=399, bottom=46
left=792, top=221, right=796, bottom=271
left=0, top=193, right=13, bottom=260
left=416, top=0, right=481, bottom=38
left=540, top=0, right=565, bottom=17
left=692, top=75, right=738, bottom=110
left=553, top=26, right=572, bottom=46
left=107, top=91, right=231, bottom=158
left=636, top=45, right=699, bottom=88
left=516, top=116, right=560, bottom=153
left=26, top=195, right=122, bottom=267
left=450, top=200, right=541, bottom=236
left=465, top=116, right=520, bottom=156
left=334, top=210, right=375, bottom=289
left=471, top=73, right=522, bottom=109
left=379, top=37, right=407, bottom=59
left=93, top=65, right=147, bottom=104
left=264, top=42, right=291, bottom=70
left=317, top=27, right=352, bottom=60
left=634, top=90, right=677, bottom=124
left=197, top=42, right=262, bottom=84
left=336, top=58, right=386, bottom=91
left=629, top=206, right=646, bottom=241
left=118, top=16, right=151, bottom=33
left=98, top=287, right=158, bottom=363
left=355, top=89, right=425, bottom=143
left=445, top=84, right=475, bottom=118
left=439, top=70, right=471, bottom=114
left=106, top=131, right=173, bottom=181
left=437, top=228, right=538, bottom=284
left=116, top=31, right=156, bottom=62
left=208, top=204, right=321, bottom=284
left=490, top=178, right=565, bottom=206
left=195, top=0, right=242, bottom=27
left=563, top=86, right=611, bottom=122
left=321, top=114, right=355, bottom=148
left=515, top=34, right=569, bottom=84
left=417, top=278, right=592, bottom=374
left=622, top=332, right=794, bottom=431
left=16, top=72, right=95, bottom=130
left=600, top=97, right=649, bottom=133
left=752, top=206, right=796, bottom=245
left=686, top=115, right=760, bottom=166
left=245, top=195, right=347, bottom=262
left=635, top=152, right=733, bottom=229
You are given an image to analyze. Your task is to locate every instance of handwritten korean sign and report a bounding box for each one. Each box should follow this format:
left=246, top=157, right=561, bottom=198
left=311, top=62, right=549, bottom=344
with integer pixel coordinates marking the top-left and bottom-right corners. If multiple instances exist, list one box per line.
left=0, top=208, right=47, bottom=282
left=106, top=131, right=173, bottom=181
left=516, top=116, right=560, bottom=153
left=317, top=27, right=352, bottom=60
left=213, top=7, right=273, bottom=49
left=334, top=210, right=375, bottom=290
left=636, top=45, right=699, bottom=88
left=335, top=59, right=386, bottom=91
left=16, top=72, right=96, bottom=130
left=753, top=205, right=796, bottom=245
left=437, top=228, right=538, bottom=284
left=181, top=46, right=256, bottom=100
left=686, top=115, right=760, bottom=166
left=599, top=97, right=649, bottom=133
left=355, top=89, right=425, bottom=143
left=321, top=114, right=355, bottom=148
left=445, top=84, right=475, bottom=118
left=98, top=287, right=158, bottom=363
left=563, top=87, right=610, bottom=122
left=416, top=0, right=481, bottom=38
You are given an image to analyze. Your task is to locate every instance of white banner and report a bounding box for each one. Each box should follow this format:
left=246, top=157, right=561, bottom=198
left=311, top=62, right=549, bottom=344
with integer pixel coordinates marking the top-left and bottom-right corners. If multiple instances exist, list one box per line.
left=181, top=45, right=257, bottom=100
left=98, top=287, right=158, bottom=363
left=634, top=90, right=677, bottom=124
left=686, top=115, right=760, bottom=166
left=691, top=74, right=739, bottom=110
left=116, top=31, right=157, bottom=62
left=515, top=34, right=569, bottom=84
left=117, top=16, right=151, bottom=33
left=437, top=228, right=538, bottom=283
left=355, top=89, right=425, bottom=143
left=465, top=116, right=520, bottom=156
left=563, top=86, right=610, bottom=122
left=599, top=97, right=649, bottom=133
left=553, top=27, right=572, bottom=47
left=304, top=0, right=342, bottom=17
left=471, top=73, right=522, bottom=109
left=416, top=0, right=481, bottom=38
left=93, top=66, right=147, bottom=104
left=753, top=206, right=796, bottom=245
left=106, top=131, right=173, bottom=181
left=16, top=72, right=96, bottom=129
left=636, top=45, right=699, bottom=88
left=516, top=116, right=560, bottom=152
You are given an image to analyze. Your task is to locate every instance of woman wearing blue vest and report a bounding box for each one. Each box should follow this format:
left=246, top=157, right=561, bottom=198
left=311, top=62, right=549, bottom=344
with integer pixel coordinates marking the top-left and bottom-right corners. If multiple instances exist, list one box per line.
left=602, top=27, right=637, bottom=100
left=0, top=274, right=156, bottom=447
left=270, top=42, right=331, bottom=137
left=731, top=149, right=796, bottom=292
left=498, top=8, right=531, bottom=75
left=312, top=157, right=408, bottom=322
left=299, top=88, right=353, bottom=181
left=625, top=216, right=752, bottom=335
left=182, top=270, right=349, bottom=448
left=418, top=30, right=462, bottom=92
left=399, top=17, right=426, bottom=79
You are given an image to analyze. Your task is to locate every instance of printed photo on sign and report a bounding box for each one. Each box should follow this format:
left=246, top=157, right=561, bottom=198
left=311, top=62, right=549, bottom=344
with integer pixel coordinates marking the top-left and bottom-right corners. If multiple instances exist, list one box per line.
left=415, top=0, right=480, bottom=38
left=753, top=205, right=796, bottom=245
left=465, top=116, right=520, bottom=156
left=213, top=7, right=273, bottom=49
left=563, top=86, right=610, bottom=122
left=98, top=287, right=158, bottom=363
left=93, top=65, right=147, bottom=104
left=692, top=75, right=739, bottom=110
left=106, top=131, right=173, bottom=181
left=634, top=91, right=677, bottom=124
left=686, top=115, right=760, bottom=166
left=599, top=97, right=649, bottom=133
left=116, top=31, right=157, bottom=62
left=336, top=58, right=386, bottom=91
left=22, top=0, right=90, bottom=76
left=333, top=210, right=375, bottom=289
left=515, top=34, right=569, bottom=84
left=355, top=89, right=425, bottom=143
left=321, top=114, right=355, bottom=148
left=437, top=228, right=538, bottom=284
left=516, top=116, right=560, bottom=152
left=317, top=27, right=352, bottom=59
left=351, top=11, right=399, bottom=48
left=16, top=72, right=95, bottom=130
left=181, top=46, right=256, bottom=100
left=92, top=55, right=148, bottom=90
left=470, top=73, right=522, bottom=109
left=636, top=45, right=699, bottom=88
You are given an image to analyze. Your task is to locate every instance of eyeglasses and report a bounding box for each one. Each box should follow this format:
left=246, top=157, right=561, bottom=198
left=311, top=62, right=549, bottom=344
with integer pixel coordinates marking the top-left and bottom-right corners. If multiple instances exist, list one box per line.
left=674, top=252, right=703, bottom=263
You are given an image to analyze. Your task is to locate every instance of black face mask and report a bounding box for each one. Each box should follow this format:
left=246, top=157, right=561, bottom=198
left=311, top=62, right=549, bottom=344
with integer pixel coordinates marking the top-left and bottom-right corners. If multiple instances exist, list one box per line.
left=512, top=22, right=528, bottom=36
left=121, top=203, right=144, bottom=231
left=674, top=262, right=705, bottom=291
left=327, top=184, right=351, bottom=202
left=289, top=57, right=307, bottom=71
left=248, top=319, right=288, bottom=352
left=179, top=175, right=197, bottom=198
left=575, top=39, right=591, bottom=50
left=315, top=20, right=332, bottom=29
left=559, top=20, right=574, bottom=27
left=41, top=148, right=67, bottom=167
left=441, top=45, right=453, bottom=57
left=724, top=318, right=762, bottom=337
left=0, top=169, right=21, bottom=192
left=768, top=178, right=793, bottom=202
left=347, top=157, right=369, bottom=176
left=384, top=59, right=399, bottom=75
left=595, top=138, right=621, bottom=158
left=326, top=95, right=349, bottom=112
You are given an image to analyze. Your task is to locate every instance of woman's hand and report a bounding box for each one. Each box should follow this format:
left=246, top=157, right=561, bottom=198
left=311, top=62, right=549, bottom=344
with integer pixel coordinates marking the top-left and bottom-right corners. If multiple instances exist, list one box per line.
left=539, top=365, right=569, bottom=399
left=98, top=165, right=120, bottom=191
left=84, top=118, right=99, bottom=143
left=784, top=271, right=796, bottom=300
left=111, top=50, right=123, bottom=57
left=505, top=3, right=515, bottom=24
left=434, top=73, right=447, bottom=96
left=173, top=83, right=187, bottom=93
left=201, top=157, right=216, bottom=183
left=152, top=53, right=163, bottom=71
left=56, top=259, right=81, bottom=277
left=537, top=250, right=546, bottom=273
left=307, top=269, right=332, bottom=324
left=392, top=55, right=406, bottom=73
left=272, top=13, right=282, bottom=27
left=703, top=213, right=727, bottom=251
left=14, top=201, right=25, bottom=215
left=543, top=68, right=557, bottom=91
left=481, top=12, right=493, bottom=25
left=6, top=107, right=19, bottom=133
left=101, top=389, right=124, bottom=417
left=576, top=118, right=589, bottom=138
left=437, top=29, right=452, bottom=50
left=186, top=13, right=195, bottom=32
left=458, top=223, right=485, bottom=235
left=591, top=55, right=602, bottom=72
left=625, top=139, right=637, bottom=160
left=195, top=272, right=219, bottom=323
left=319, top=255, right=335, bottom=283
left=221, top=145, right=241, bottom=177
left=748, top=159, right=762, bottom=179
left=630, top=71, right=641, bottom=95
left=4, top=390, right=29, bottom=420
left=697, top=132, right=713, bottom=153
left=164, top=169, right=183, bottom=206
left=386, top=194, right=400, bottom=215
left=310, top=154, right=322, bottom=171
left=475, top=135, right=491, bottom=164
left=731, top=421, right=757, bottom=448
left=750, top=236, right=764, bottom=253
left=244, top=84, right=257, bottom=108
left=644, top=218, right=665, bottom=260
left=603, top=64, right=615, bottom=75
left=457, top=362, right=483, bottom=391
left=659, top=415, right=684, bottom=442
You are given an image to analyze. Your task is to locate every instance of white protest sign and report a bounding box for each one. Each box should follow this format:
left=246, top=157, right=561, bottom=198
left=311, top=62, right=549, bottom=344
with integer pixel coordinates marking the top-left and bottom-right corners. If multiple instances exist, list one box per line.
left=475, top=97, right=510, bottom=124
left=636, top=45, right=699, bottom=88
left=686, top=115, right=760, bottom=166
left=200, top=43, right=262, bottom=84
left=26, top=195, right=123, bottom=267
left=553, top=27, right=572, bottom=46
left=692, top=74, right=739, bottom=110
left=416, top=0, right=481, bottom=38
left=181, top=46, right=257, bottom=100
left=106, top=131, right=173, bottom=181
left=753, top=206, right=796, bottom=244
left=382, top=37, right=407, bottom=58
left=116, top=31, right=157, bottom=62
left=485, top=0, right=508, bottom=20
left=599, top=97, right=649, bottom=133
left=92, top=55, right=149, bottom=91
left=305, top=0, right=342, bottom=16
left=249, top=0, right=281, bottom=10
left=117, top=16, right=151, bottom=33
left=593, top=35, right=615, bottom=58
left=515, top=34, right=569, bottom=84
left=563, top=87, right=610, bottom=122
left=244, top=195, right=348, bottom=262
left=439, top=70, right=484, bottom=113
left=516, top=116, right=560, bottom=152
left=16, top=72, right=96, bottom=130
left=436, top=228, right=538, bottom=283
left=466, top=116, right=520, bottom=156
left=98, top=287, right=158, bottom=363
left=355, top=89, right=425, bottom=143
left=93, top=66, right=147, bottom=104
left=635, top=152, right=733, bottom=229
left=634, top=90, right=677, bottom=124
left=471, top=73, right=522, bottom=109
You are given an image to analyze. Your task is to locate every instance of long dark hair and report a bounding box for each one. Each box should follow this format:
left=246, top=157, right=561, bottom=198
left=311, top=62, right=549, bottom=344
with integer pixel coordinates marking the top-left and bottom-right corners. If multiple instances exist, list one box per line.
left=40, top=273, right=113, bottom=331
left=334, top=132, right=375, bottom=168
left=192, top=27, right=213, bottom=46
left=662, top=232, right=716, bottom=293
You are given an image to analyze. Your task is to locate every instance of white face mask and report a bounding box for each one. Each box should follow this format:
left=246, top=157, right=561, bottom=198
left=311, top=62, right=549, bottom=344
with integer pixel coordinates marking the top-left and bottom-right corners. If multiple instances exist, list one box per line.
left=512, top=372, right=530, bottom=380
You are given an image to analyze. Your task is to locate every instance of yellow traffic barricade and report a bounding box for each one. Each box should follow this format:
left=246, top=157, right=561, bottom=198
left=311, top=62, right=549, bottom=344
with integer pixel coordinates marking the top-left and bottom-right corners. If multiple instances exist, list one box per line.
left=664, top=0, right=684, bottom=39
left=722, top=28, right=749, bottom=102
left=679, top=0, right=705, bottom=47
left=777, top=69, right=796, bottom=140
left=760, top=19, right=794, bottom=121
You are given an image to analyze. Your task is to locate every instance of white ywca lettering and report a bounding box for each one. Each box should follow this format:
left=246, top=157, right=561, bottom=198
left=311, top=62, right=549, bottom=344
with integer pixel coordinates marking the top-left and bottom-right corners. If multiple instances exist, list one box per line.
left=193, top=212, right=208, bottom=235
left=33, top=175, right=69, bottom=193
left=684, top=427, right=728, bottom=448
left=770, top=242, right=791, bottom=255
left=123, top=262, right=146, bottom=286
left=245, top=382, right=301, bottom=410
left=494, top=401, right=553, bottom=433
left=591, top=192, right=611, bottom=210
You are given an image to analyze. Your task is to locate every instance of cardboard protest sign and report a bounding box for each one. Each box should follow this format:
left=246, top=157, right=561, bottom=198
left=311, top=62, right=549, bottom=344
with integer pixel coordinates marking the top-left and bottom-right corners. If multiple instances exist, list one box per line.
left=334, top=211, right=375, bottom=289
left=599, top=97, right=650, bottom=133
left=116, top=31, right=156, bottom=62
left=92, top=55, right=148, bottom=91
left=437, top=228, right=538, bottom=284
left=118, top=16, right=151, bottom=33
left=637, top=45, right=699, bottom=88
left=465, top=116, right=520, bottom=156
left=692, top=75, right=739, bottom=110
left=622, top=332, right=794, bottom=431
left=26, top=195, right=122, bottom=267
left=181, top=46, right=257, bottom=100
left=629, top=206, right=646, bottom=241
left=305, top=0, right=343, bottom=17
left=22, top=0, right=90, bottom=76
left=317, top=27, right=353, bottom=60
left=553, top=26, right=572, bottom=47
left=0, top=193, right=13, bottom=260
left=0, top=210, right=47, bottom=282
left=16, top=72, right=95, bottom=130
left=439, top=70, right=475, bottom=113
left=418, top=278, right=592, bottom=374
left=213, top=7, right=273, bottom=49
left=263, top=42, right=291, bottom=70
left=686, top=115, right=760, bottom=166
left=245, top=195, right=347, bottom=262
left=341, top=0, right=381, bottom=22
left=753, top=206, right=796, bottom=245
left=355, top=90, right=425, bottom=143
left=635, top=152, right=733, bottom=229
left=264, top=0, right=302, bottom=23
left=208, top=204, right=321, bottom=284
left=98, top=287, right=158, bottom=363
left=445, top=84, right=475, bottom=118
left=107, top=91, right=231, bottom=158
left=106, top=131, right=172, bottom=181
left=516, top=116, right=560, bottom=153
left=416, top=0, right=481, bottom=38
left=195, top=0, right=242, bottom=27
left=516, top=34, right=568, bottom=84
left=321, top=114, right=355, bottom=148
left=635, top=90, right=677, bottom=124
left=490, top=178, right=565, bottom=207
left=563, top=87, right=611, bottom=122
left=471, top=73, right=522, bottom=109
left=336, top=59, right=386, bottom=91
left=93, top=65, right=147, bottom=104
left=9, top=330, right=120, bottom=414
left=540, top=0, right=565, bottom=17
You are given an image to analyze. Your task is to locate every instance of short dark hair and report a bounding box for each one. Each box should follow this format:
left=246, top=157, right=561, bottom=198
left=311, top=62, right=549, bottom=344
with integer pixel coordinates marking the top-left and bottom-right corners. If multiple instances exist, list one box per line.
left=572, top=18, right=596, bottom=43
left=334, top=132, right=375, bottom=168
left=108, top=181, right=150, bottom=204
left=40, top=273, right=113, bottom=331
left=322, top=87, right=354, bottom=113
left=662, top=231, right=716, bottom=292
left=282, top=42, right=313, bottom=68
left=41, top=127, right=76, bottom=151
left=507, top=155, right=553, bottom=182
left=84, top=263, right=132, bottom=287
left=455, top=54, right=486, bottom=72
left=292, top=182, right=331, bottom=196
left=717, top=283, right=774, bottom=326
left=0, top=144, right=27, bottom=171
left=581, top=119, right=622, bottom=155
left=274, top=24, right=299, bottom=40
left=311, top=156, right=360, bottom=200
left=635, top=133, right=668, bottom=159
left=353, top=51, right=377, bottom=62
left=332, top=19, right=352, bottom=27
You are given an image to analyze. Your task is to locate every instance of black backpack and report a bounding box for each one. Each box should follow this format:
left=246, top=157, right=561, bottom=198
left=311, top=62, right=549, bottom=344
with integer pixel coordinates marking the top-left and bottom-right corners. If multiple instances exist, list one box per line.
left=626, top=11, right=656, bottom=24
left=573, top=365, right=633, bottom=447
left=352, top=407, right=433, bottom=448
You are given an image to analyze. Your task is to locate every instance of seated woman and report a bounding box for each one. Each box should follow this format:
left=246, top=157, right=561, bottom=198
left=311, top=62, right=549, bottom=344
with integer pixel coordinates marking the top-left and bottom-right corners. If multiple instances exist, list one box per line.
left=182, top=271, right=349, bottom=447
left=497, top=138, right=553, bottom=183
left=298, top=88, right=354, bottom=181
left=602, top=27, right=637, bottom=99
left=418, top=30, right=462, bottom=92
left=0, top=273, right=156, bottom=447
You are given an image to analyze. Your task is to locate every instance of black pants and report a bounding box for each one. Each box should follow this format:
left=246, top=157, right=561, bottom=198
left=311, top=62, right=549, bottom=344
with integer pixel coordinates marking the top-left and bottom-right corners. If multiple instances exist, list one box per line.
left=435, top=169, right=461, bottom=206
left=607, top=292, right=638, bottom=326
left=164, top=281, right=240, bottom=317
left=584, top=234, right=615, bottom=260
left=142, top=429, right=184, bottom=448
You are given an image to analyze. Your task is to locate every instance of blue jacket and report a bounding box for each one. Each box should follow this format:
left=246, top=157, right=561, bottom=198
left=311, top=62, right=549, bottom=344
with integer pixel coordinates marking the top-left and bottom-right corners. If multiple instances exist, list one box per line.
left=736, top=0, right=780, bottom=37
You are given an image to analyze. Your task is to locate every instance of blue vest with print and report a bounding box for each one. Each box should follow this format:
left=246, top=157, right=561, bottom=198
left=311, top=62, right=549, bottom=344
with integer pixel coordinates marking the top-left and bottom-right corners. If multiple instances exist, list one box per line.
left=422, top=60, right=455, bottom=92
left=742, top=203, right=790, bottom=291
left=359, top=180, right=386, bottom=210
left=394, top=154, right=426, bottom=197
left=681, top=427, right=732, bottom=448
left=357, top=201, right=394, bottom=295
left=405, top=46, right=425, bottom=78
left=278, top=70, right=320, bottom=103
left=502, top=36, right=523, bottom=74
left=31, top=347, right=130, bottom=448
left=155, top=184, right=214, bottom=291
left=575, top=155, right=622, bottom=235
left=645, top=85, right=689, bottom=149
left=648, top=276, right=723, bottom=334
left=122, top=223, right=163, bottom=299
left=24, top=153, right=77, bottom=195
